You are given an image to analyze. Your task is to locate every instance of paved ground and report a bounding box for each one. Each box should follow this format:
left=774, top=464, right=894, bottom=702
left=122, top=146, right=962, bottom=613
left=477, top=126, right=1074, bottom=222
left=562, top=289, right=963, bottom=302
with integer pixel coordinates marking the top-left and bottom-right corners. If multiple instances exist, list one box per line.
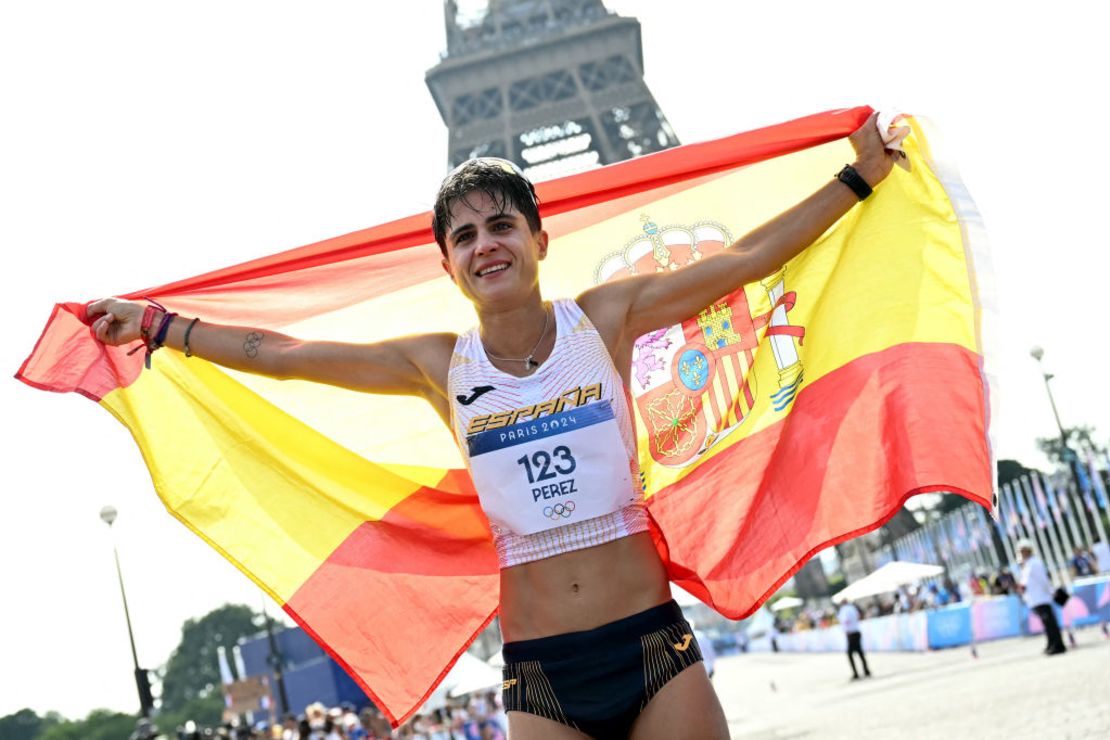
left=712, top=626, right=1110, bottom=739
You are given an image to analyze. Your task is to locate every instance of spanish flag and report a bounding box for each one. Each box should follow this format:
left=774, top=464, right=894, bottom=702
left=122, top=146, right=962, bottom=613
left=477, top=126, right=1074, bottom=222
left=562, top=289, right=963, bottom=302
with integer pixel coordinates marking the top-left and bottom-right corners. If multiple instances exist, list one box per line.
left=17, top=106, right=993, bottom=725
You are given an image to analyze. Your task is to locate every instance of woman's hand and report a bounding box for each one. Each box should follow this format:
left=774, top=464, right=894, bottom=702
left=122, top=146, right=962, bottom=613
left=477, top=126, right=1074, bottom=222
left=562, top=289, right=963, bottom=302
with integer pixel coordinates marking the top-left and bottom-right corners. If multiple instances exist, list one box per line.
left=87, top=297, right=147, bottom=346
left=850, top=111, right=910, bottom=187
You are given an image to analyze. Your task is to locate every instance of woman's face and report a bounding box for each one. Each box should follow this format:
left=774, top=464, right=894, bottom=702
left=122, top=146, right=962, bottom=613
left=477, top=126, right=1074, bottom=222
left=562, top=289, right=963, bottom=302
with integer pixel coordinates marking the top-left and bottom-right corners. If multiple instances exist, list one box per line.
left=440, top=189, right=548, bottom=308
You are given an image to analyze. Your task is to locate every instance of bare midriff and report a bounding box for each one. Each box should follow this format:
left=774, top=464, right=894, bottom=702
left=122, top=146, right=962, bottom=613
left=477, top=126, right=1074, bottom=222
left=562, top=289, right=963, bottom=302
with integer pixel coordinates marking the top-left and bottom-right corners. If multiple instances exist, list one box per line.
left=498, top=531, right=672, bottom=643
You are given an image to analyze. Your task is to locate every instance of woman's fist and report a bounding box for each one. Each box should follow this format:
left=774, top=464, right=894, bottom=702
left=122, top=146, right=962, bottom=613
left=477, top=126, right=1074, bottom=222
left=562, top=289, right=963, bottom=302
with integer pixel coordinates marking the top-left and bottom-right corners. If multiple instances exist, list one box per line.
left=87, top=298, right=147, bottom=346
left=849, top=111, right=910, bottom=187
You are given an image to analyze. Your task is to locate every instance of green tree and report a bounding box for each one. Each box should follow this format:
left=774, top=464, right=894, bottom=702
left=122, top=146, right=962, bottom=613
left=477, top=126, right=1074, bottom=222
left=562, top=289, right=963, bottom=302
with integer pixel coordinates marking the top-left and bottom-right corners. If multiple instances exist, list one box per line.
left=879, top=506, right=920, bottom=541
left=38, top=709, right=135, bottom=740
left=1036, top=425, right=1099, bottom=467
left=997, top=458, right=1035, bottom=489
left=922, top=459, right=1039, bottom=517
left=159, top=604, right=261, bottom=714
left=935, top=491, right=976, bottom=515
left=0, top=708, right=63, bottom=740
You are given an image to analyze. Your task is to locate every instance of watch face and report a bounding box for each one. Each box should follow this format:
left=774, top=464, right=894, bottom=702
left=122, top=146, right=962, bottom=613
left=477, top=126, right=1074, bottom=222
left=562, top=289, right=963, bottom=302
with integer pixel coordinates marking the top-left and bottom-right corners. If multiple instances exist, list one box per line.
left=838, top=167, right=869, bottom=199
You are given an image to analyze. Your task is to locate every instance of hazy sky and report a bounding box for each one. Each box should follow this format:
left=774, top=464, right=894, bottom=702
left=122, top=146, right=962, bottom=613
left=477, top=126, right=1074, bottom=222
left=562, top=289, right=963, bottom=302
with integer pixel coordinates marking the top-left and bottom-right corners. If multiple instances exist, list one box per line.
left=3, top=0, right=1107, bottom=720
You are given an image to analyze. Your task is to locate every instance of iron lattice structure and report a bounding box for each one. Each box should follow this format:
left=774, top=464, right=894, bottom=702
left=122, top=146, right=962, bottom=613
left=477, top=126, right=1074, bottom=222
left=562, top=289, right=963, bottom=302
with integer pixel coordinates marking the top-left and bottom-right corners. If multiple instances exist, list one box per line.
left=426, top=0, right=679, bottom=179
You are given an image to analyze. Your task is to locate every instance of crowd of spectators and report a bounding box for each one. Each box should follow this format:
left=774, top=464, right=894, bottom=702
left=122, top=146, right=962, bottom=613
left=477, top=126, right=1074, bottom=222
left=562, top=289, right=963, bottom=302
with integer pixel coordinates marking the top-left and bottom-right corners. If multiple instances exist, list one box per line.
left=129, top=691, right=507, bottom=740
left=773, top=569, right=1024, bottom=635
left=772, top=541, right=1110, bottom=637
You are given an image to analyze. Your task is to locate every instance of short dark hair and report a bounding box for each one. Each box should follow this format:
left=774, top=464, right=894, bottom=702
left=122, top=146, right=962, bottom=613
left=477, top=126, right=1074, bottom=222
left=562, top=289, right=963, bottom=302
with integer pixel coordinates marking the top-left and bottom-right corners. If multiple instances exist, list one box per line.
left=432, top=158, right=541, bottom=256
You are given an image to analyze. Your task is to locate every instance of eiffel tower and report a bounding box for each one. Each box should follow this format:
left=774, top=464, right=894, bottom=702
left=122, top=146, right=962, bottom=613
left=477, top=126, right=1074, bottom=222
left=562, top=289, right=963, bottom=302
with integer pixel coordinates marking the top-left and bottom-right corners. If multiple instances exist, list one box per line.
left=426, top=0, right=679, bottom=180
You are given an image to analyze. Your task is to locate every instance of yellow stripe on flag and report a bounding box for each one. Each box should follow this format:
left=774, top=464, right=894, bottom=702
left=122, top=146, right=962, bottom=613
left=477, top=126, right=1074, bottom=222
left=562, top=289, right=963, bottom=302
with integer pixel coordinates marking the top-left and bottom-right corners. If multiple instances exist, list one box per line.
left=100, top=352, right=441, bottom=601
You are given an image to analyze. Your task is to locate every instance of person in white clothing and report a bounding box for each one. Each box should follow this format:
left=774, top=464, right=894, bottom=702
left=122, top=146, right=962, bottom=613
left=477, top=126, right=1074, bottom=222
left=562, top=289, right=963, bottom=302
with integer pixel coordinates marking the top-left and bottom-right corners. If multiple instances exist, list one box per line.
left=1016, top=540, right=1066, bottom=655
left=836, top=601, right=870, bottom=679
left=1090, top=536, right=1110, bottom=574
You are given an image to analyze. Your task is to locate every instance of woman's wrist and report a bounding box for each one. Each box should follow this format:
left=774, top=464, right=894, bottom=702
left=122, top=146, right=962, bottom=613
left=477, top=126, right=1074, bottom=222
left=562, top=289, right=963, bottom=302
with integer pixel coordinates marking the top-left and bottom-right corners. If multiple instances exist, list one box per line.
left=851, top=156, right=887, bottom=189
left=140, top=306, right=162, bottom=343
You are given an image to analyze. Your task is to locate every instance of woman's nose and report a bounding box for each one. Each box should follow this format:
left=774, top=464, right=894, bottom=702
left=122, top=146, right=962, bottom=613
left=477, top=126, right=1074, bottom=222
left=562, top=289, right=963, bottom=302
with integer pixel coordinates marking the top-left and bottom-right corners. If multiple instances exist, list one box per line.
left=474, top=230, right=500, bottom=254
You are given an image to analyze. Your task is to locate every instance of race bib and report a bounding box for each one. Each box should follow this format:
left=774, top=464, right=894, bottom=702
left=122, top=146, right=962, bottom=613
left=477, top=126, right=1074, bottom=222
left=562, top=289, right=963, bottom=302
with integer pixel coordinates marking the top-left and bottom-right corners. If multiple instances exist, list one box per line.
left=466, top=400, right=634, bottom=535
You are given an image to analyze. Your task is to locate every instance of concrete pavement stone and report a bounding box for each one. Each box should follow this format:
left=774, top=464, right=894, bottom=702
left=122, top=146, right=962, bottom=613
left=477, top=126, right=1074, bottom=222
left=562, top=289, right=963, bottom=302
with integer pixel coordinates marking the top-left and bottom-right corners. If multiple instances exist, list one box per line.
left=712, top=626, right=1109, bottom=739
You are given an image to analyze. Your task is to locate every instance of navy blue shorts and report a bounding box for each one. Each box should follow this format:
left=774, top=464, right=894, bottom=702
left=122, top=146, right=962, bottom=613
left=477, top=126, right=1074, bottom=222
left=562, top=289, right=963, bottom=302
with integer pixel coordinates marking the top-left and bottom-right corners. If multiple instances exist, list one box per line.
left=501, top=600, right=703, bottom=739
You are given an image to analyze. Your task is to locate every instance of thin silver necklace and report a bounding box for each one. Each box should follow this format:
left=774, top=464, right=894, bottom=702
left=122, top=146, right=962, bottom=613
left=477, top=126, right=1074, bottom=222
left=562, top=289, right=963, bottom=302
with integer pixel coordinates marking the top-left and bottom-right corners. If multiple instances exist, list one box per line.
left=482, top=304, right=551, bottom=372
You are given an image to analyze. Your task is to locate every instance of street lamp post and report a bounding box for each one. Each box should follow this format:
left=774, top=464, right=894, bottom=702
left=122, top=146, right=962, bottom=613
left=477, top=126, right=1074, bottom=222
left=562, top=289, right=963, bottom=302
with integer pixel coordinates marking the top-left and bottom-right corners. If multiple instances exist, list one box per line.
left=1029, top=347, right=1083, bottom=493
left=260, top=598, right=290, bottom=716
left=99, top=505, right=154, bottom=718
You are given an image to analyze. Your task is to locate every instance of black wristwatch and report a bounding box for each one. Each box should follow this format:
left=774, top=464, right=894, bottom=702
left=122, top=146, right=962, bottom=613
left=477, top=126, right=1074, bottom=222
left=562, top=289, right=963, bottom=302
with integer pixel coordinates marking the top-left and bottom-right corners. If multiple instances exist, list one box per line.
left=836, top=164, right=873, bottom=201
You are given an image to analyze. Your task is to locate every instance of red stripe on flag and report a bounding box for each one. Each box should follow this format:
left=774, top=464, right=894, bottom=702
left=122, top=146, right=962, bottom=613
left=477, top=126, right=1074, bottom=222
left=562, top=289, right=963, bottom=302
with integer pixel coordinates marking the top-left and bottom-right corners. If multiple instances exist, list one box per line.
left=283, top=469, right=498, bottom=727
left=16, top=302, right=143, bottom=401
left=118, top=107, right=874, bottom=298
left=650, top=341, right=990, bottom=618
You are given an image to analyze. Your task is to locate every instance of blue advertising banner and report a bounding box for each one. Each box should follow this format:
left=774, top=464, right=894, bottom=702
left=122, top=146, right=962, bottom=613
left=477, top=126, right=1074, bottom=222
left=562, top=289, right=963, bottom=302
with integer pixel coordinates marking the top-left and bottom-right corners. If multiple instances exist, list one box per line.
left=970, top=596, right=1023, bottom=641
left=1064, top=575, right=1110, bottom=628
left=926, top=603, right=972, bottom=648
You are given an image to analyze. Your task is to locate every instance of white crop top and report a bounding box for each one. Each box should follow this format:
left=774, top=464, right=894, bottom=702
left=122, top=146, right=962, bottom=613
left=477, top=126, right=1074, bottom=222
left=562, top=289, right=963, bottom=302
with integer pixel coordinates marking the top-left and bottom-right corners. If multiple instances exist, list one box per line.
left=448, top=299, right=649, bottom=568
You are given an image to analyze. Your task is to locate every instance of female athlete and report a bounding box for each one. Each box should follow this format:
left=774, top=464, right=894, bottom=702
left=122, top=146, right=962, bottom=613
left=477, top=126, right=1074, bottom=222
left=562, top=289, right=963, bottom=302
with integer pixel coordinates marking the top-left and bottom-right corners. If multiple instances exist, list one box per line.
left=89, top=112, right=901, bottom=739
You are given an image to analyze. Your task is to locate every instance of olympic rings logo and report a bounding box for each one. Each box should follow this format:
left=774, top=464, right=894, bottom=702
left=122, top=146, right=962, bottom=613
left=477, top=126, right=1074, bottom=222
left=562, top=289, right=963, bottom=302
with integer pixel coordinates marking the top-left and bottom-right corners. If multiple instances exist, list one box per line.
left=543, top=501, right=576, bottom=520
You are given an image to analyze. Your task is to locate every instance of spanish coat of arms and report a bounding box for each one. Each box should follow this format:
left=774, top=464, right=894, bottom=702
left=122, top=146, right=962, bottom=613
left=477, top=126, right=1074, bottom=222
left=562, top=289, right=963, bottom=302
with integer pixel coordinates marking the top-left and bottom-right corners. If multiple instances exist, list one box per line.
left=595, top=216, right=806, bottom=468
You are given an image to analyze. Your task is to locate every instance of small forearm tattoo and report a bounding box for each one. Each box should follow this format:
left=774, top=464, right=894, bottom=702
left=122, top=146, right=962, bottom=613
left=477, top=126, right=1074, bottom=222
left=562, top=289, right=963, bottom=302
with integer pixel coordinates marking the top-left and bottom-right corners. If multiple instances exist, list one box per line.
left=243, top=331, right=264, bottom=359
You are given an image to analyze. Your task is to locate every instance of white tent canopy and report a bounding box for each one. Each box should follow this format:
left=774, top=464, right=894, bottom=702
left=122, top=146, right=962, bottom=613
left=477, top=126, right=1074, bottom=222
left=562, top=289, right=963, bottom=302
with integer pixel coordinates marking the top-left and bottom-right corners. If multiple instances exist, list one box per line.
left=418, top=652, right=503, bottom=712
left=832, top=561, right=944, bottom=604
left=745, top=604, right=775, bottom=638
left=770, top=596, right=804, bottom=611
left=447, top=652, right=502, bottom=698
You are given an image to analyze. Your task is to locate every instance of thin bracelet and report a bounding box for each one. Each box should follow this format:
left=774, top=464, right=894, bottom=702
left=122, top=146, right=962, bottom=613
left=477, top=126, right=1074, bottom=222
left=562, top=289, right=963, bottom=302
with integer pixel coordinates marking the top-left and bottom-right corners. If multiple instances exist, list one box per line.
left=183, top=318, right=201, bottom=357
left=152, top=312, right=177, bottom=349
left=144, top=312, right=177, bottom=368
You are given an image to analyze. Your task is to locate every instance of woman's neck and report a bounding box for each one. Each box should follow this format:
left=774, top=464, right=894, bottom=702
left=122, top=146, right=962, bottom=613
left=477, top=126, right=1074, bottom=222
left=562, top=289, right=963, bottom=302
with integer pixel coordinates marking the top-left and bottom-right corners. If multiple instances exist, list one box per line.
left=477, top=295, right=551, bottom=361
